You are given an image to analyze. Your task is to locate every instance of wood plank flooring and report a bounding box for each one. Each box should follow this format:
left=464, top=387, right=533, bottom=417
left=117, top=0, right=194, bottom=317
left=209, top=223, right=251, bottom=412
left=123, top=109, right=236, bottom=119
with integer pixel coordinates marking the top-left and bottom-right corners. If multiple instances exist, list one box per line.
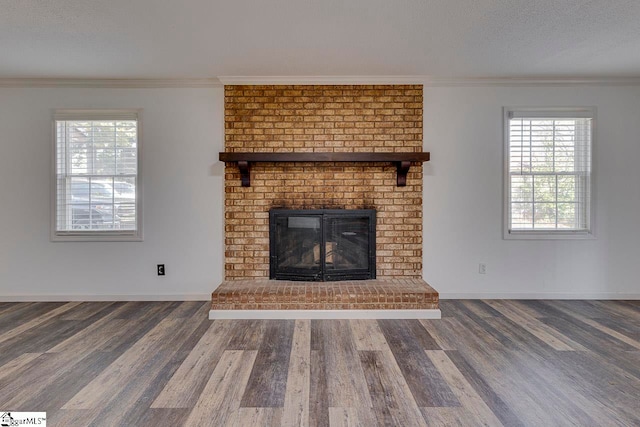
left=0, top=300, right=639, bottom=426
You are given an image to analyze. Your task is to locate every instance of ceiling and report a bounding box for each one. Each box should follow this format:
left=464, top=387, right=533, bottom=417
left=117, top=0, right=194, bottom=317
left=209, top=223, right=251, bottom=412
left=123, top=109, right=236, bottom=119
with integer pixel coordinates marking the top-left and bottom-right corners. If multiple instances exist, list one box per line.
left=2, top=0, right=640, bottom=79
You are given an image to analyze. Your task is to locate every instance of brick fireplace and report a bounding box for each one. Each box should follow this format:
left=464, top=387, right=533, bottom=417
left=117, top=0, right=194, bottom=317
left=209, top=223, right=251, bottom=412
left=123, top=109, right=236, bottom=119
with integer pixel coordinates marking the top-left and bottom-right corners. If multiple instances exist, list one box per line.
left=211, top=84, right=439, bottom=318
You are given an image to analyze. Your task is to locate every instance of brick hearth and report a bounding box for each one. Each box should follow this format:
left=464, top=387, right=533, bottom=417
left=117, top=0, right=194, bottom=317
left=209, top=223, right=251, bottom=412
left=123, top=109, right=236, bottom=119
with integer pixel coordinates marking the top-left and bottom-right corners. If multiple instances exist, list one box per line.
left=211, top=278, right=438, bottom=310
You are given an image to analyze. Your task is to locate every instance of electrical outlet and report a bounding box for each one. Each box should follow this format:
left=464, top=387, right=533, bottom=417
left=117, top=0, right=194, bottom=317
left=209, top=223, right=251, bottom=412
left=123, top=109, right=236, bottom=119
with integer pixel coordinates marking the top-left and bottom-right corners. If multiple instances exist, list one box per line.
left=157, top=264, right=165, bottom=276
left=479, top=263, right=487, bottom=274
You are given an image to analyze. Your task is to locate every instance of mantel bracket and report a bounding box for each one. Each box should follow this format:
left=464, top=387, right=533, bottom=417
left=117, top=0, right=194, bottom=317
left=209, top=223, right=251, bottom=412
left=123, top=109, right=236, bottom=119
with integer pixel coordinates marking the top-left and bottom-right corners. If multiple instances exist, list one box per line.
left=396, top=161, right=411, bottom=187
left=238, top=161, right=251, bottom=187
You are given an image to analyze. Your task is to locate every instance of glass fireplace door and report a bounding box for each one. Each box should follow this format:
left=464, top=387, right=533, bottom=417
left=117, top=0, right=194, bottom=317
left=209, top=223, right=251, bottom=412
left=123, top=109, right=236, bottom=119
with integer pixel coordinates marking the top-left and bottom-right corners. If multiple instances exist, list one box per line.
left=271, top=214, right=323, bottom=280
left=270, top=209, right=376, bottom=281
left=323, top=215, right=373, bottom=281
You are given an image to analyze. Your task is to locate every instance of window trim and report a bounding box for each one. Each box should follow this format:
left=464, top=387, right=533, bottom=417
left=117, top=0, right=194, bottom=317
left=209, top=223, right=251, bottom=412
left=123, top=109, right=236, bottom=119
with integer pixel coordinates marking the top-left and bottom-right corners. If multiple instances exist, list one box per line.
left=503, top=107, right=596, bottom=240
left=50, top=109, right=143, bottom=242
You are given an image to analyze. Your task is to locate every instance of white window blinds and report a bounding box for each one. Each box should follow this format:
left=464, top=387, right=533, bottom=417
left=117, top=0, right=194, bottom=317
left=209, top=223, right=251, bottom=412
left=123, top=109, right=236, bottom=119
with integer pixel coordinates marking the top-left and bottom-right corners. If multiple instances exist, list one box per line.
left=506, top=108, right=593, bottom=236
left=53, top=110, right=141, bottom=240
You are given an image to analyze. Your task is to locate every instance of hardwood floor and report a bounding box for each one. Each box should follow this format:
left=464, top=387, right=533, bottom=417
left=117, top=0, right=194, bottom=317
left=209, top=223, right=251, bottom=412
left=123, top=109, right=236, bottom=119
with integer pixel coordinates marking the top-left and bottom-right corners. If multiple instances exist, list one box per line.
left=0, top=300, right=639, bottom=426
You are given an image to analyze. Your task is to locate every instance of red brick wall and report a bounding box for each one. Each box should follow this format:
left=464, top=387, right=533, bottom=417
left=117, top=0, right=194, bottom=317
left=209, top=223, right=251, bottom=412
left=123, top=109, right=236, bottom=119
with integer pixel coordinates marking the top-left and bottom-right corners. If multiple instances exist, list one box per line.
left=224, top=85, right=423, bottom=279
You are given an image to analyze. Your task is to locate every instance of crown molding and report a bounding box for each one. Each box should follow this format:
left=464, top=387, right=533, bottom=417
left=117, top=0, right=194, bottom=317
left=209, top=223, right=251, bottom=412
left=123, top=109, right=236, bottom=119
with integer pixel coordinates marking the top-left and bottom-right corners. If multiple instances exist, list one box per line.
left=0, top=78, right=222, bottom=88
left=219, top=75, right=640, bottom=87
left=424, top=76, right=640, bottom=87
left=2, top=76, right=639, bottom=88
left=218, top=75, right=426, bottom=85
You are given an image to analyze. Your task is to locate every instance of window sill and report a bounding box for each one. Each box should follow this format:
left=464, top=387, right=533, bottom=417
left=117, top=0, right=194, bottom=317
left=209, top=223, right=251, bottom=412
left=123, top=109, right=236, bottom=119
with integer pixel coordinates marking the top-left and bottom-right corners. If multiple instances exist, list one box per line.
left=504, top=230, right=595, bottom=240
left=51, top=231, right=143, bottom=242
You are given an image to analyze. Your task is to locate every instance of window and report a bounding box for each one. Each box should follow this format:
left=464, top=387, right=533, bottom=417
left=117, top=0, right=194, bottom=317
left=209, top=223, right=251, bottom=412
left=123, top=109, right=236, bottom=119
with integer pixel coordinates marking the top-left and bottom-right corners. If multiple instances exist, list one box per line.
left=504, top=107, right=594, bottom=239
left=52, top=110, right=142, bottom=241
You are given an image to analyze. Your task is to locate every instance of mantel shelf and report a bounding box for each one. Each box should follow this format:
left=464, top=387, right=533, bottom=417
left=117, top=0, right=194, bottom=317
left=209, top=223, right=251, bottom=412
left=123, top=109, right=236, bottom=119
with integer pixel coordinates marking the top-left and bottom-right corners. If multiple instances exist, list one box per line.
left=219, top=151, right=430, bottom=187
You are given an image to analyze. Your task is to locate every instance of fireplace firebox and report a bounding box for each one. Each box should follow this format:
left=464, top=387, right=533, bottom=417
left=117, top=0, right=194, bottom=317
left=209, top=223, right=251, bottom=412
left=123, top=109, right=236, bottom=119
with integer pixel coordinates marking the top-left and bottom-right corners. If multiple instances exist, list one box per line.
left=269, top=209, right=376, bottom=281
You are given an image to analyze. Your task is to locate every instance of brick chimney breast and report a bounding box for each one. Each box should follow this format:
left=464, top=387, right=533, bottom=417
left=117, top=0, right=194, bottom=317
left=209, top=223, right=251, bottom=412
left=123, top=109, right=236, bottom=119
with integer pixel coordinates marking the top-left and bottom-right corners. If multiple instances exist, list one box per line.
left=224, top=85, right=423, bottom=280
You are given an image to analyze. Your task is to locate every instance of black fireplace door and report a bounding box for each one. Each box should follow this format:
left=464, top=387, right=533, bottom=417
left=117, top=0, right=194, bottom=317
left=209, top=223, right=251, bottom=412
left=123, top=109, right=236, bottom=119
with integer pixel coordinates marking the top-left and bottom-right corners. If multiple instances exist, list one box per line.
left=269, top=209, right=376, bottom=281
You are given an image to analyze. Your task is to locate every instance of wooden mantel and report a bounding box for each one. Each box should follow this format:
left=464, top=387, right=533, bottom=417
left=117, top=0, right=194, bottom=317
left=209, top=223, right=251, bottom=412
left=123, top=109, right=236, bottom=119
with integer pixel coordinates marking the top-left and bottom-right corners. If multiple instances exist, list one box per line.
left=219, top=152, right=431, bottom=187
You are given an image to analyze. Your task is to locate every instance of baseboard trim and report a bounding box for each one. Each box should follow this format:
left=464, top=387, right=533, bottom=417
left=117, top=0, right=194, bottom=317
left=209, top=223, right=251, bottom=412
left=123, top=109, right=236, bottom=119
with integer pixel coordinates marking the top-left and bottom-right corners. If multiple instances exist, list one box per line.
left=208, top=309, right=441, bottom=320
left=5, top=293, right=636, bottom=303
left=0, top=294, right=211, bottom=302
left=439, top=292, right=640, bottom=300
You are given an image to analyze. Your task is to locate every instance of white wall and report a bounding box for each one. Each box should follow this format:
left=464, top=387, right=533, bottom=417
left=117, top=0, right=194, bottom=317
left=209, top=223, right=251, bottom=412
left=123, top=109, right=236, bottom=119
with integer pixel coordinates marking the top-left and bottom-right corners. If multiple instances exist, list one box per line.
left=1, top=84, right=639, bottom=300
left=423, top=85, right=640, bottom=298
left=0, top=87, right=225, bottom=300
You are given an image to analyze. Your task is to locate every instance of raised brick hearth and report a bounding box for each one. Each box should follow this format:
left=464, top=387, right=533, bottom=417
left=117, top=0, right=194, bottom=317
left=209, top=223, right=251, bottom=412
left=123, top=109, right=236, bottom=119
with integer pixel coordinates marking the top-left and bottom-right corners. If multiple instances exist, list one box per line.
left=213, top=84, right=439, bottom=318
left=211, top=278, right=438, bottom=310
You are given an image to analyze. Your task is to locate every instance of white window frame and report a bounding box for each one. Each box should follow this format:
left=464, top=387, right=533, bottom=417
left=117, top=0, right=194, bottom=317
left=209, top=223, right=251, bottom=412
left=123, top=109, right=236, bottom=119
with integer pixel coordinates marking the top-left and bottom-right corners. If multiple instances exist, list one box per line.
left=51, top=109, right=143, bottom=242
left=503, top=107, right=595, bottom=240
